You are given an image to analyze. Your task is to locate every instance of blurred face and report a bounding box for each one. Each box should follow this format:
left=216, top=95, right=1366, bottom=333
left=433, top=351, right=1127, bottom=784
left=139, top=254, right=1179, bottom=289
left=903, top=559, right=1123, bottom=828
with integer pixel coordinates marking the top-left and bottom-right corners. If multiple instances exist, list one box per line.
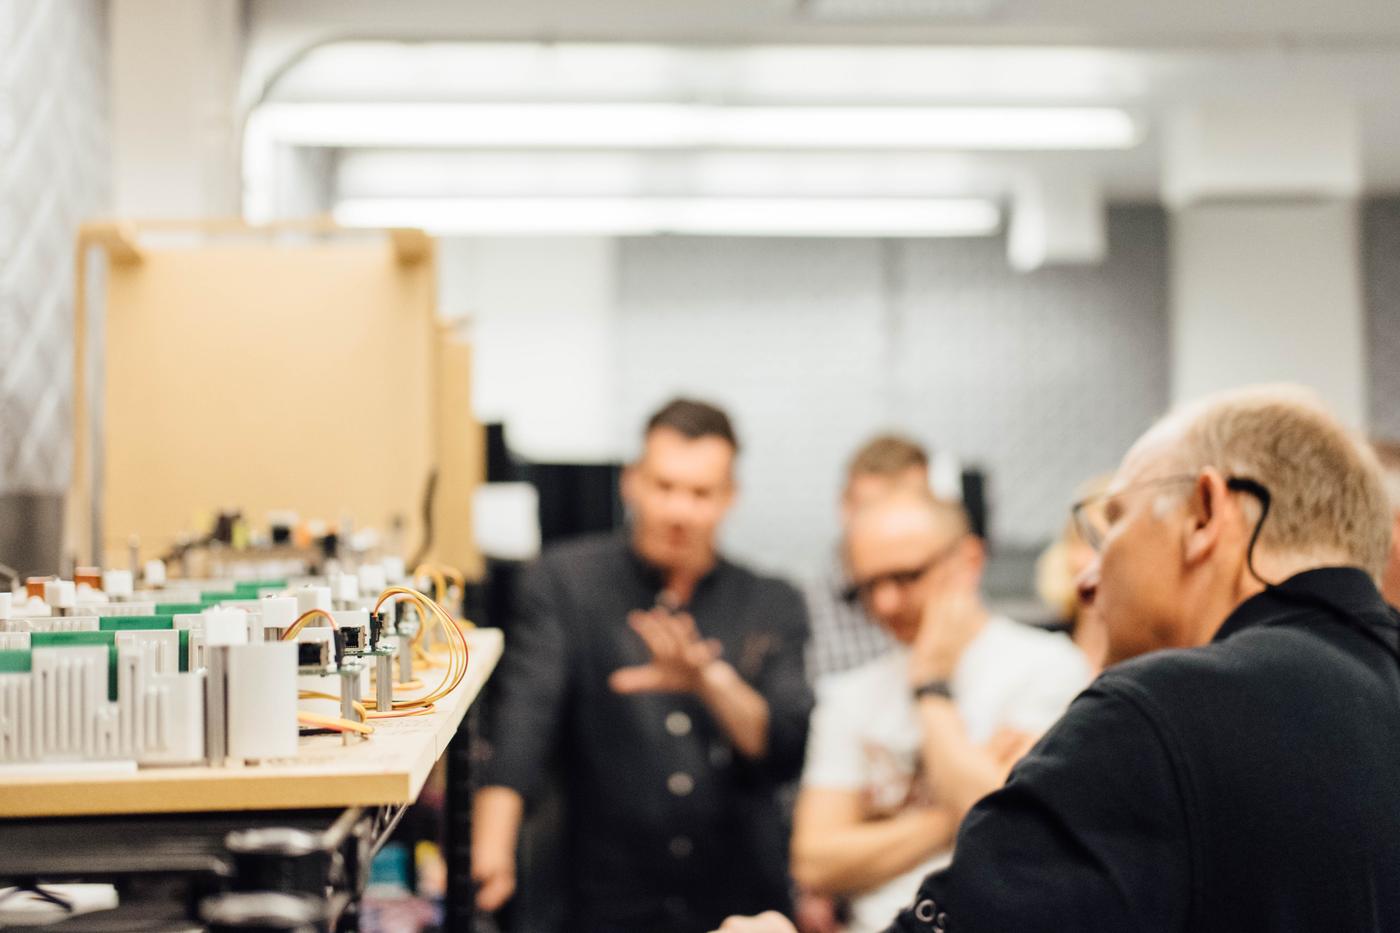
left=622, top=427, right=736, bottom=573
left=1382, top=511, right=1400, bottom=608
left=845, top=503, right=971, bottom=644
left=841, top=465, right=929, bottom=527
left=1075, top=440, right=1205, bottom=665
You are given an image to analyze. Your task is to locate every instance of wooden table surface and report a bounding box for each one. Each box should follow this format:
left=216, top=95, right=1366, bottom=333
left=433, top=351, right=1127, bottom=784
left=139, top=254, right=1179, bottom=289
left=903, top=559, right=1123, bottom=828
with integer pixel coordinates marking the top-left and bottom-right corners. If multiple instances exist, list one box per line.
left=0, top=628, right=503, bottom=818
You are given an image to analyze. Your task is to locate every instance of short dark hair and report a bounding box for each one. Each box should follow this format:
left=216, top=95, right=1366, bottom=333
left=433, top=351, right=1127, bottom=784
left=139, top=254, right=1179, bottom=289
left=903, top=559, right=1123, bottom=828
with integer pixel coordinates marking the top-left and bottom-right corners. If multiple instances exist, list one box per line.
left=846, top=434, right=928, bottom=482
left=645, top=398, right=739, bottom=451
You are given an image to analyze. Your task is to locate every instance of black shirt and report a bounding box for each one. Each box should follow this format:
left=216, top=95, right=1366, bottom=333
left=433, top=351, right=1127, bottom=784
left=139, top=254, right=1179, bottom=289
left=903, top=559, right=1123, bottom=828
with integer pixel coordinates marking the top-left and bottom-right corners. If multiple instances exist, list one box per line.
left=887, top=567, right=1400, bottom=933
left=481, top=531, right=814, bottom=933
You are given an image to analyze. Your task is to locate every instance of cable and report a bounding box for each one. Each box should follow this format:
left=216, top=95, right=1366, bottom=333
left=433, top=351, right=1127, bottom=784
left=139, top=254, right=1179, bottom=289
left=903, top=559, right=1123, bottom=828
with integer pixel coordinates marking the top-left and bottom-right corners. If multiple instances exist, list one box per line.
left=280, top=608, right=338, bottom=641
left=372, top=585, right=472, bottom=711
left=297, top=710, right=373, bottom=735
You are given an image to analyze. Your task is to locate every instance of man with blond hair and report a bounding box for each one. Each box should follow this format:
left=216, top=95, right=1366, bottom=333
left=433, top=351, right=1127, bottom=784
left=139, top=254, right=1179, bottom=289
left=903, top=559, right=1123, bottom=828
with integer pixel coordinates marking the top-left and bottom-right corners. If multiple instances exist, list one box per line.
left=805, top=434, right=932, bottom=683
left=716, top=385, right=1400, bottom=933
left=792, top=491, right=1086, bottom=933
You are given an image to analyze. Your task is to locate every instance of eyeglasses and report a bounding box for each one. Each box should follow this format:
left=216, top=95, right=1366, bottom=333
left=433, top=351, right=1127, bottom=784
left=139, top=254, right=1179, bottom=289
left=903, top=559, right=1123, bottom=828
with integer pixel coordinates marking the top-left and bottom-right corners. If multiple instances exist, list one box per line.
left=842, top=536, right=962, bottom=605
left=1070, top=474, right=1197, bottom=552
left=1071, top=472, right=1272, bottom=557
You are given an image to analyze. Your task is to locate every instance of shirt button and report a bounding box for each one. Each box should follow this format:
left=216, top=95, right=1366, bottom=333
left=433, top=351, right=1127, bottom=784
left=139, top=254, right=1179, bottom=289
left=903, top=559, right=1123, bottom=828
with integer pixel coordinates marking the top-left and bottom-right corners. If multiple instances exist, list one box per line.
left=669, top=835, right=694, bottom=858
left=665, top=711, right=692, bottom=736
left=667, top=772, right=695, bottom=796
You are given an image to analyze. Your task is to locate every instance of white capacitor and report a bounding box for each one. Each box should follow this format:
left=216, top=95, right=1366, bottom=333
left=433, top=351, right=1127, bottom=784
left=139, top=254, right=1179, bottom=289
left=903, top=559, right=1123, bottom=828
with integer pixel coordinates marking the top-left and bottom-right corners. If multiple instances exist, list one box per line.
left=203, top=608, right=249, bottom=647
left=144, top=560, right=167, bottom=587
left=102, top=569, right=134, bottom=600
left=295, top=586, right=332, bottom=617
left=139, top=671, right=206, bottom=766
left=381, top=556, right=406, bottom=585
left=225, top=642, right=298, bottom=761
left=259, top=596, right=299, bottom=638
left=332, top=573, right=359, bottom=605
left=43, top=580, right=76, bottom=610
left=357, top=564, right=387, bottom=598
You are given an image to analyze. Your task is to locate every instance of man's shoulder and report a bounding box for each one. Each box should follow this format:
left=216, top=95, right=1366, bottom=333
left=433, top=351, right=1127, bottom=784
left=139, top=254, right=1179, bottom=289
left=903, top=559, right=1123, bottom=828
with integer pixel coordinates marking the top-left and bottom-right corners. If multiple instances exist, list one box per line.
left=719, top=557, right=806, bottom=612
left=974, top=616, right=1088, bottom=674
left=817, top=649, right=906, bottom=700
left=1092, top=628, right=1328, bottom=725
left=534, top=531, right=626, bottom=574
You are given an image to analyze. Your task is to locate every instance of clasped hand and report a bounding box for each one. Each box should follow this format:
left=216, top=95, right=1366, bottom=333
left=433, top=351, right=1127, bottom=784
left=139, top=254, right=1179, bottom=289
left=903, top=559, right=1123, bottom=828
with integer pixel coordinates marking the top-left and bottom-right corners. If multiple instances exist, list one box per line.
left=610, top=608, right=723, bottom=695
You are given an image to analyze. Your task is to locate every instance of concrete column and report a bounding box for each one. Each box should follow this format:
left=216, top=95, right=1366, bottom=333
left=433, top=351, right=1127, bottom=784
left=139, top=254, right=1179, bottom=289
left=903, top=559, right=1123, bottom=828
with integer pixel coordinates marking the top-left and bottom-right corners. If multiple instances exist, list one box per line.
left=110, top=0, right=243, bottom=217
left=1165, top=97, right=1367, bottom=427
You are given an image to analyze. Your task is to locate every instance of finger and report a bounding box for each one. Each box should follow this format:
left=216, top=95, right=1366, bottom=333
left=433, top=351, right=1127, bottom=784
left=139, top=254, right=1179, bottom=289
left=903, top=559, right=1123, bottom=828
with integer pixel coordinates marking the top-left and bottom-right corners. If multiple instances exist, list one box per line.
left=673, top=611, right=700, bottom=640
left=630, top=614, right=675, bottom=660
left=609, top=664, right=667, bottom=694
left=475, top=872, right=515, bottom=912
left=687, top=638, right=723, bottom=668
left=649, top=613, right=690, bottom=658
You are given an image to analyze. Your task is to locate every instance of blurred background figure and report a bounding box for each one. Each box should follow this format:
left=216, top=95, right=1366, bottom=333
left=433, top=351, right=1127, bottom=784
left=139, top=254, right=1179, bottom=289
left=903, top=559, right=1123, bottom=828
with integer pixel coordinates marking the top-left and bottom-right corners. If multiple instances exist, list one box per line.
left=473, top=398, right=812, bottom=933
left=805, top=435, right=930, bottom=684
left=1370, top=440, right=1400, bottom=607
left=791, top=491, right=1088, bottom=933
left=1035, top=475, right=1113, bottom=674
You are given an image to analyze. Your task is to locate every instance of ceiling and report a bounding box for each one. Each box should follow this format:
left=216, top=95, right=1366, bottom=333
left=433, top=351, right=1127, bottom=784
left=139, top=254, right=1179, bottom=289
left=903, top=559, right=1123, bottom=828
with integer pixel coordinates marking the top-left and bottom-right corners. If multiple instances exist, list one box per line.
left=238, top=2, right=1400, bottom=236
left=247, top=0, right=1400, bottom=48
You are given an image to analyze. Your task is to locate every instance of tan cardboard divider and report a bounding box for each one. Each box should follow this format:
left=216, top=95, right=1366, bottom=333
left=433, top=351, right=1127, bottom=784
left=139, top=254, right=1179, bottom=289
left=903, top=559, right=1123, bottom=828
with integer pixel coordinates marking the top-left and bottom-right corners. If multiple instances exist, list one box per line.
left=72, top=224, right=481, bottom=577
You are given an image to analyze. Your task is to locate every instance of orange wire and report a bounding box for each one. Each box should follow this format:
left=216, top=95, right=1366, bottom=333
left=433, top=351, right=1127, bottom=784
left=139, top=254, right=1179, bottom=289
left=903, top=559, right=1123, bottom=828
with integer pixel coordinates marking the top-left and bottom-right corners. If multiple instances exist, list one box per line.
left=280, top=607, right=339, bottom=641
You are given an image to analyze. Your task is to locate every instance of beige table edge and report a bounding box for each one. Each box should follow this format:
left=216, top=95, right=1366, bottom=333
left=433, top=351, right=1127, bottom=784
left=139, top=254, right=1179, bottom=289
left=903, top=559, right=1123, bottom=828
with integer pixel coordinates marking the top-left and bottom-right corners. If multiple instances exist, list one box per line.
left=0, top=628, right=504, bottom=818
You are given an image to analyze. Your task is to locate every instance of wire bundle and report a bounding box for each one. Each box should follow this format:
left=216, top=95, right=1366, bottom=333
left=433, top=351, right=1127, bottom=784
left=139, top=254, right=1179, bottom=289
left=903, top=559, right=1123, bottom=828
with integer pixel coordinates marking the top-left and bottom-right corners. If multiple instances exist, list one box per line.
left=291, top=585, right=472, bottom=734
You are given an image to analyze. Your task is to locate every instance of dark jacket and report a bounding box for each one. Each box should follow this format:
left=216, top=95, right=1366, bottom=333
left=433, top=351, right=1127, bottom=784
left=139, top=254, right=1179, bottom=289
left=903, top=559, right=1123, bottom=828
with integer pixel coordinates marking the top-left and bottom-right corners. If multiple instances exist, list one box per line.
left=482, top=531, right=813, bottom=933
left=889, top=567, right=1400, bottom=933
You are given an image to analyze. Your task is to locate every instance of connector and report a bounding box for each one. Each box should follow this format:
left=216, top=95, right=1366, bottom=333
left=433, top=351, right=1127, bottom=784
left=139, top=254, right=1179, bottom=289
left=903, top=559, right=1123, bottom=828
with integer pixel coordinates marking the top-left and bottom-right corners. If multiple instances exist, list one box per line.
left=297, top=640, right=330, bottom=669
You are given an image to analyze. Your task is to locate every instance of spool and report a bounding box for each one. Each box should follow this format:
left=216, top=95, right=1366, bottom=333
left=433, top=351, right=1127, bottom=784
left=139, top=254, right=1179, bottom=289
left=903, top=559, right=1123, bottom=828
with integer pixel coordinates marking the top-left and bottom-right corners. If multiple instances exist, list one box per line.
left=200, top=891, right=322, bottom=933
left=224, top=828, right=331, bottom=897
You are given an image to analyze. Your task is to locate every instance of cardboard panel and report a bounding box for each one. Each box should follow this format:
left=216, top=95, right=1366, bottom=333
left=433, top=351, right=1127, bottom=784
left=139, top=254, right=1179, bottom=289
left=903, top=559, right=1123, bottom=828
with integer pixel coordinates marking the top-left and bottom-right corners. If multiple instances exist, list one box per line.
left=99, top=238, right=463, bottom=569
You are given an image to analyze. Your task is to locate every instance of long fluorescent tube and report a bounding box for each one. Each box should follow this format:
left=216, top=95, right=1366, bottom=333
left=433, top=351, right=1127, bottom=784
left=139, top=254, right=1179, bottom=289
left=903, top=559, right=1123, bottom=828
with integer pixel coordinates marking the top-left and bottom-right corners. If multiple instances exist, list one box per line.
left=332, top=197, right=1001, bottom=237
left=251, top=103, right=1139, bottom=151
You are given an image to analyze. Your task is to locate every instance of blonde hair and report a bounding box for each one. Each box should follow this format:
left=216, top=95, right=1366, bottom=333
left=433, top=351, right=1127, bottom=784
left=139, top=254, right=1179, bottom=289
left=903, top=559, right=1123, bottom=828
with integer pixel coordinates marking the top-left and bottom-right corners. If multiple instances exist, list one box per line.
left=846, top=434, right=928, bottom=482
left=1158, top=386, right=1392, bottom=579
left=1370, top=439, right=1400, bottom=512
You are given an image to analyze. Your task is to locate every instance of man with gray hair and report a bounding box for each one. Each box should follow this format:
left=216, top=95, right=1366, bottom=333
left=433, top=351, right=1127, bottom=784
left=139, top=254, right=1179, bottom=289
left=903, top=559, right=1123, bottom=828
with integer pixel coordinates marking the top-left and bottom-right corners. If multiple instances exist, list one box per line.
left=715, top=385, right=1400, bottom=933
left=1369, top=439, right=1400, bottom=606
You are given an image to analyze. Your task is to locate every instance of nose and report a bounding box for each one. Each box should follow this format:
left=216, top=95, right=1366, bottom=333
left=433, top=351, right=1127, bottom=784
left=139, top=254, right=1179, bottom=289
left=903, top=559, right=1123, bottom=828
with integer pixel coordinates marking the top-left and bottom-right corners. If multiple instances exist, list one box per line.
left=1075, top=558, right=1101, bottom=608
left=869, top=579, right=901, bottom=619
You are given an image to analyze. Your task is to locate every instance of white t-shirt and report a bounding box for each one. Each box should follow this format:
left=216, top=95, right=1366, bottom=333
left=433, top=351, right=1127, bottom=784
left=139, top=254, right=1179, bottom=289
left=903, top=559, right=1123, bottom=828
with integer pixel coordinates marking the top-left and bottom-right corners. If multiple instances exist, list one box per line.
left=801, top=616, right=1091, bottom=933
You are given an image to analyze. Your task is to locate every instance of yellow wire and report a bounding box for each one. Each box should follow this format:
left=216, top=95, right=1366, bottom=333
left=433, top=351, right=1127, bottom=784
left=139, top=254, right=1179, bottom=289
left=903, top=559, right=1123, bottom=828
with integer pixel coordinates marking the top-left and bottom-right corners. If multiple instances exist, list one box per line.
left=297, top=710, right=373, bottom=735
left=281, top=608, right=338, bottom=641
left=372, top=586, right=471, bottom=711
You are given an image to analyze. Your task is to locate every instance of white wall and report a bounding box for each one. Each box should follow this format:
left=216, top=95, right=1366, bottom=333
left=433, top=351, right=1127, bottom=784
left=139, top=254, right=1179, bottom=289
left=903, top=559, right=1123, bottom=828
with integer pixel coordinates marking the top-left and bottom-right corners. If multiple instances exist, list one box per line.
left=1170, top=201, right=1367, bottom=427
left=438, top=237, right=622, bottom=463
left=436, top=211, right=1172, bottom=581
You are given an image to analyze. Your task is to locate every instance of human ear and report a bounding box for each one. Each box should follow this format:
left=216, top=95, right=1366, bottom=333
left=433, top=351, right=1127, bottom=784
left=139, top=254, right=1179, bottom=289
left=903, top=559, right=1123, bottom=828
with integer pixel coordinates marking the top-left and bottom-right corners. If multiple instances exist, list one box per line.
left=620, top=464, right=639, bottom=508
left=958, top=536, right=987, bottom=588
left=1182, top=469, right=1226, bottom=566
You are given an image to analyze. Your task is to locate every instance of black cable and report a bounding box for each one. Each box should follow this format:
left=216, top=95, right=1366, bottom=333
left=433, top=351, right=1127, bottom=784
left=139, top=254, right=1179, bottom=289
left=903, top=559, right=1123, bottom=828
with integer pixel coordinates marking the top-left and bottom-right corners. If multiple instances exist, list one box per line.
left=1229, top=476, right=1400, bottom=667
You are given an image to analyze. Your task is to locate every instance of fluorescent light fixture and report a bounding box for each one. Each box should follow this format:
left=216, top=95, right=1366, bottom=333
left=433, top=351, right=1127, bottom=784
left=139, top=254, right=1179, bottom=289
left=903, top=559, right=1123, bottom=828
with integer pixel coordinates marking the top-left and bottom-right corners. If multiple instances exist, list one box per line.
left=332, top=197, right=1001, bottom=237
left=250, top=102, right=1140, bottom=151
left=334, top=150, right=992, bottom=199
left=274, top=42, right=1145, bottom=105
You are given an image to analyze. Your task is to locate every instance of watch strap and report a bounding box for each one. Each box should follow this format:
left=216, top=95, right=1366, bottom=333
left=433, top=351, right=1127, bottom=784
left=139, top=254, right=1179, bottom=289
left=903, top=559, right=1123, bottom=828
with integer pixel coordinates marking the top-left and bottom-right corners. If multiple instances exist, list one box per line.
left=912, top=679, right=954, bottom=701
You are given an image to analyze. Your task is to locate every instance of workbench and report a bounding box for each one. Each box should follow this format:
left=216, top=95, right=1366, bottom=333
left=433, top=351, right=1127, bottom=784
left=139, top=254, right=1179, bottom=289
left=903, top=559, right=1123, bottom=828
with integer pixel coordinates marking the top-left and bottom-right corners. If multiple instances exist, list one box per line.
left=0, top=627, right=503, bottom=931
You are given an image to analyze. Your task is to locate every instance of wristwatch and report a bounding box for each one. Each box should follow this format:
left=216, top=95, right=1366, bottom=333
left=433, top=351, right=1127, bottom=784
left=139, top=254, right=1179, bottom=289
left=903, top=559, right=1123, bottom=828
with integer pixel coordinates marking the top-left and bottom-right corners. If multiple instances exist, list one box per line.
left=912, top=678, right=954, bottom=702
